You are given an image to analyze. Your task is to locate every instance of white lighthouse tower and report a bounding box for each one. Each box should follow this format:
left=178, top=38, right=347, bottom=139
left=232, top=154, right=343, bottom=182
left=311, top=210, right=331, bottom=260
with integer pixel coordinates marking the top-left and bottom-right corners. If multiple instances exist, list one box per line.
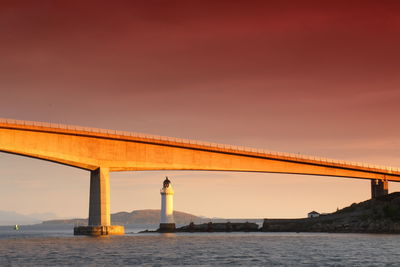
left=159, top=177, right=175, bottom=232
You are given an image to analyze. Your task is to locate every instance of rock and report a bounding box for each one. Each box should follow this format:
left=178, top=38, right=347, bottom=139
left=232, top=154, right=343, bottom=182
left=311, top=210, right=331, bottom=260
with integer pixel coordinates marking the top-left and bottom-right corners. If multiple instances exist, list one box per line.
left=176, top=222, right=259, bottom=232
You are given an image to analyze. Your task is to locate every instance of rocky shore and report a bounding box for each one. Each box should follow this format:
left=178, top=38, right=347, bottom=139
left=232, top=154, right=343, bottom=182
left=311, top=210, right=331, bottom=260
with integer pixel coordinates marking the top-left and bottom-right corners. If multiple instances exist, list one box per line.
left=176, top=222, right=259, bottom=232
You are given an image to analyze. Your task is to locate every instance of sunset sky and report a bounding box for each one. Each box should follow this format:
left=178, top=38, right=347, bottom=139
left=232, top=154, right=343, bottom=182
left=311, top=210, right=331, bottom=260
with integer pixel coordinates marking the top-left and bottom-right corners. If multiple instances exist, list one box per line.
left=1, top=0, right=400, bottom=219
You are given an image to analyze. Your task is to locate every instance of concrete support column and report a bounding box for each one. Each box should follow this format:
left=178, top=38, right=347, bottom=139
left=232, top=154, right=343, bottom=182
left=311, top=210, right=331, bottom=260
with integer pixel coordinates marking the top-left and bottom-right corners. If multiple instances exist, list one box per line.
left=74, top=167, right=124, bottom=235
left=88, top=167, right=110, bottom=226
left=371, top=179, right=388, bottom=199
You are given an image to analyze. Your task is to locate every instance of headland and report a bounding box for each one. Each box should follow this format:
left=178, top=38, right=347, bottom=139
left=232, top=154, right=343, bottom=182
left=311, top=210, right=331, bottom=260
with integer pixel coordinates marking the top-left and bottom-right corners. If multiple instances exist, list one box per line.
left=143, top=192, right=400, bottom=234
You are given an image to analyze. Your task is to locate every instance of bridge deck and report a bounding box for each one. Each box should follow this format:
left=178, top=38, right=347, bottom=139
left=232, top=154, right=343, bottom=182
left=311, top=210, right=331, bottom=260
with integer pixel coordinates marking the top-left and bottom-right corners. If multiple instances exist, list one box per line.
left=0, top=118, right=399, bottom=179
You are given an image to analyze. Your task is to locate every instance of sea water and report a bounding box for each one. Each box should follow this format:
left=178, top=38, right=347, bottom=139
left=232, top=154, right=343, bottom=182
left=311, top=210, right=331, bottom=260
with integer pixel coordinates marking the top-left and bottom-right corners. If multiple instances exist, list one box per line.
left=1, top=225, right=400, bottom=266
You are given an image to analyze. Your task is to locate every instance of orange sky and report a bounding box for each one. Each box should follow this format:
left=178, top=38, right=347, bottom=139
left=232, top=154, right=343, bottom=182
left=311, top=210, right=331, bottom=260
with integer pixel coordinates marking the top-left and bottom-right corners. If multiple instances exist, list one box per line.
left=1, top=0, right=400, bottom=219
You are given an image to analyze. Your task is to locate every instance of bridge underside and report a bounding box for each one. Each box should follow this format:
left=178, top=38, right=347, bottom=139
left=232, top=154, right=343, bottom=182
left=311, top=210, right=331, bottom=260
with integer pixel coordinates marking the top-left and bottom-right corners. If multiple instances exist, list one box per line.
left=1, top=121, right=399, bottom=235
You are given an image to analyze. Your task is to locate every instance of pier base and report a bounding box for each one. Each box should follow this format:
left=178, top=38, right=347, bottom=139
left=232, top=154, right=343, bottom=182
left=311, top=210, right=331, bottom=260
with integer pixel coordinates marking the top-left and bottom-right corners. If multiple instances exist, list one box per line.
left=74, top=225, right=125, bottom=236
left=371, top=179, right=388, bottom=199
left=158, top=223, right=176, bottom=233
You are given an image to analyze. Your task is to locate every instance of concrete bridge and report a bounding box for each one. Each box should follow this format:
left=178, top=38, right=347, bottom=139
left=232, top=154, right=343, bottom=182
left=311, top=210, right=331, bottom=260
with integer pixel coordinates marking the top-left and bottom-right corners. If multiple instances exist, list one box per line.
left=1, top=118, right=399, bottom=235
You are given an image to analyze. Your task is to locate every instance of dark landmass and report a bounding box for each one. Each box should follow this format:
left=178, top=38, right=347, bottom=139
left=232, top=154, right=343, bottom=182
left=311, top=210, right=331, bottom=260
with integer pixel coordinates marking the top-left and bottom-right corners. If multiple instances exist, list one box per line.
left=42, top=209, right=204, bottom=225
left=176, top=222, right=259, bottom=232
left=144, top=192, right=400, bottom=233
left=262, top=192, right=400, bottom=233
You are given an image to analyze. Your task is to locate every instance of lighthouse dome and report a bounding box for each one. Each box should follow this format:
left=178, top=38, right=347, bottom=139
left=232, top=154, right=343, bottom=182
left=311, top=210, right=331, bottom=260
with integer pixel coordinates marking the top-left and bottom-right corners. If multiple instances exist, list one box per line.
left=163, top=177, right=171, bottom=188
left=161, top=177, right=174, bottom=194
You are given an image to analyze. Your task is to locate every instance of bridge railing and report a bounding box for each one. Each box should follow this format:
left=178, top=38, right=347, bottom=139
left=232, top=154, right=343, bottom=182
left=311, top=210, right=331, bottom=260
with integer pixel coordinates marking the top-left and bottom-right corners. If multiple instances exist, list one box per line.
left=1, top=117, right=399, bottom=173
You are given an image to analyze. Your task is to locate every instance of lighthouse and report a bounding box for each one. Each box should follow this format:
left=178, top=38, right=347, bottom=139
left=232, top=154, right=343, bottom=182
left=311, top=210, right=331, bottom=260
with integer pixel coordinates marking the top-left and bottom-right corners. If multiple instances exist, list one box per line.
left=159, top=177, right=176, bottom=232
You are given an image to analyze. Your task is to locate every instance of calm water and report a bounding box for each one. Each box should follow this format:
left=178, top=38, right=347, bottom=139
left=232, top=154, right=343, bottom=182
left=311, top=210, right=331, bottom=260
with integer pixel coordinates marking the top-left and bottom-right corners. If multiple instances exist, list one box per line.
left=1, top=225, right=400, bottom=266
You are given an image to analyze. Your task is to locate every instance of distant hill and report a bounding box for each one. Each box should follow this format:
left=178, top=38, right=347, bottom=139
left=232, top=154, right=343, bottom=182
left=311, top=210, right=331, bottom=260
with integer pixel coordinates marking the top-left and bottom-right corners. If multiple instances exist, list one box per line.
left=0, top=211, right=58, bottom=226
left=42, top=209, right=206, bottom=225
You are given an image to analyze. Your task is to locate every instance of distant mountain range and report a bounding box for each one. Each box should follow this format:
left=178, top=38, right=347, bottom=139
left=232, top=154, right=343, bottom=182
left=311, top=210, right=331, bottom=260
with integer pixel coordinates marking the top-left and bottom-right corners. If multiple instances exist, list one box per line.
left=42, top=209, right=205, bottom=225
left=0, top=211, right=58, bottom=226
left=1, top=209, right=263, bottom=226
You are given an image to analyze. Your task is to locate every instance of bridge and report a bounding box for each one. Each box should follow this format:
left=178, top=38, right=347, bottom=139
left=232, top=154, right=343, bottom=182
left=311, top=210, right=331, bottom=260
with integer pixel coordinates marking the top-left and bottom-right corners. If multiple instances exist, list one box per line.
left=1, top=118, right=399, bottom=235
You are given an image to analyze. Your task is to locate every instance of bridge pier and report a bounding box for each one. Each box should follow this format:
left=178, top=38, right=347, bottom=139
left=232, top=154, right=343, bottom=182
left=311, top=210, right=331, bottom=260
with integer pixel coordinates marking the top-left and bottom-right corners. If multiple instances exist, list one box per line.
left=74, top=167, right=124, bottom=236
left=371, top=179, right=388, bottom=199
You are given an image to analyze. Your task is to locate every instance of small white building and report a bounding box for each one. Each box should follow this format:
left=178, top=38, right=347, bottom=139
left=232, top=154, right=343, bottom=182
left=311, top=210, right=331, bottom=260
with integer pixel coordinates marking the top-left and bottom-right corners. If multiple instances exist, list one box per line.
left=308, top=211, right=320, bottom=218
